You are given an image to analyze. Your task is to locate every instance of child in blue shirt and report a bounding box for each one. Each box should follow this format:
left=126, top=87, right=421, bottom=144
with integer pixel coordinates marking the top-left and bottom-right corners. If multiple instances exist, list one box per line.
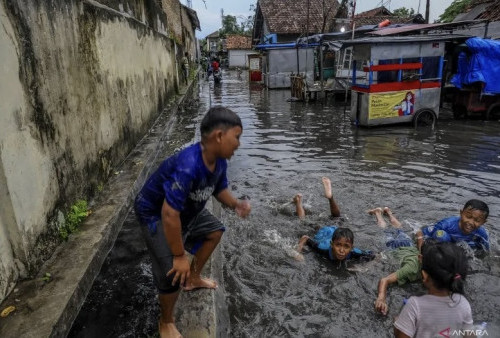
left=295, top=177, right=375, bottom=268
left=416, top=199, right=490, bottom=252
left=134, top=106, right=251, bottom=337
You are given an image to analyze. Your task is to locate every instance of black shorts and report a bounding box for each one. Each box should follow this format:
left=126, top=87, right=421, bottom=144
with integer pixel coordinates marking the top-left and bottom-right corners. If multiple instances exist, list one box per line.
left=140, top=209, right=225, bottom=293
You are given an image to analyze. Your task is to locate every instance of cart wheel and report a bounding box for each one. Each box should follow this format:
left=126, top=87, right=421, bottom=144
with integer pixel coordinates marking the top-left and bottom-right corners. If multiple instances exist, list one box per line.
left=486, top=103, right=500, bottom=120
left=413, top=109, right=436, bottom=129
left=452, top=104, right=467, bottom=119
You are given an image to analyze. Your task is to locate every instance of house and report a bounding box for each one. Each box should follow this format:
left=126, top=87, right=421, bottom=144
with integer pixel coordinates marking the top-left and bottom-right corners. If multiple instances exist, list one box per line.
left=205, top=30, right=221, bottom=58
left=252, top=0, right=341, bottom=45
left=453, top=0, right=500, bottom=39
left=353, top=6, right=422, bottom=28
left=226, top=35, right=256, bottom=68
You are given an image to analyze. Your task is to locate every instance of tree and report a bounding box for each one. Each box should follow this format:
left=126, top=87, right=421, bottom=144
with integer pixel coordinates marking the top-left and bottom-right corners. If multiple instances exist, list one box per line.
left=438, top=0, right=472, bottom=23
left=219, top=15, right=243, bottom=37
left=392, top=7, right=416, bottom=18
left=240, top=4, right=255, bottom=35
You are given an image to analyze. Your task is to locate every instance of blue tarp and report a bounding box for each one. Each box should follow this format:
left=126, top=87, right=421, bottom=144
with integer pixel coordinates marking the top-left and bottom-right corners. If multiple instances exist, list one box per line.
left=451, top=37, right=500, bottom=95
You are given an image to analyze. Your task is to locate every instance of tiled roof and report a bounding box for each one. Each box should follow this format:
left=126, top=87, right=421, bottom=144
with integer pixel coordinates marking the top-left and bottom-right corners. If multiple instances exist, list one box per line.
left=226, top=35, right=253, bottom=49
left=258, top=0, right=340, bottom=34
left=354, top=15, right=410, bottom=27
left=205, top=30, right=220, bottom=39
left=475, top=1, right=500, bottom=21
left=356, top=6, right=392, bottom=17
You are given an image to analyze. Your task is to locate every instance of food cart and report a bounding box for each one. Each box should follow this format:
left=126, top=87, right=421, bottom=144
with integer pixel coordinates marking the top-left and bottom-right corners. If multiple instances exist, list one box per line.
left=345, top=35, right=464, bottom=128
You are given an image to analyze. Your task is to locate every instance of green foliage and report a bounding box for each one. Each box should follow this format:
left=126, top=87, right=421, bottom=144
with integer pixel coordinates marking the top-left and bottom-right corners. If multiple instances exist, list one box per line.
left=59, top=200, right=89, bottom=240
left=438, top=0, right=472, bottom=23
left=41, top=272, right=52, bottom=283
left=392, top=7, right=415, bottom=17
left=219, top=15, right=243, bottom=37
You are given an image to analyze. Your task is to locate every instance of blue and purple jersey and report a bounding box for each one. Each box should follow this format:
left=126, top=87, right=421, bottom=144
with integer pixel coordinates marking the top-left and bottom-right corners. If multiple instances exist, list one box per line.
left=134, top=142, right=228, bottom=226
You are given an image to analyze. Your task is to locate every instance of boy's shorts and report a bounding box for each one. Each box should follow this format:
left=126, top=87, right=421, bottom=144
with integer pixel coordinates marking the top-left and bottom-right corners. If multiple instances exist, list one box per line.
left=140, top=208, right=225, bottom=294
left=384, top=228, right=413, bottom=249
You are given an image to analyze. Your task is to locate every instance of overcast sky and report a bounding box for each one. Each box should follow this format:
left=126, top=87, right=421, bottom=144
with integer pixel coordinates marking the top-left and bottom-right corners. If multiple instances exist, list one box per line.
left=191, top=0, right=455, bottom=38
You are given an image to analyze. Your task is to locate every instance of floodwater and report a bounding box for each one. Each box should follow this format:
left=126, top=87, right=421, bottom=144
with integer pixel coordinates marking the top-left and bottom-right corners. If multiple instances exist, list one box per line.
left=70, top=71, right=500, bottom=337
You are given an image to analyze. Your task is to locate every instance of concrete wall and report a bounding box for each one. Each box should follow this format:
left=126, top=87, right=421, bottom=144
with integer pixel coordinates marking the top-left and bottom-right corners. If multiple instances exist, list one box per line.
left=0, top=0, right=196, bottom=304
left=228, top=50, right=258, bottom=68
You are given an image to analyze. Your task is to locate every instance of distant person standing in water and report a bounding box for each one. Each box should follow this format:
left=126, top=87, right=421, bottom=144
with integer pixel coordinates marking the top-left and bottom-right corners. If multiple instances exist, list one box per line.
left=134, top=106, right=251, bottom=338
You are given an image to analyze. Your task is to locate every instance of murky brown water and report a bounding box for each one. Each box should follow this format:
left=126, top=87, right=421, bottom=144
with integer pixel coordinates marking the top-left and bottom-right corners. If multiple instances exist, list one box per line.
left=70, top=71, right=500, bottom=337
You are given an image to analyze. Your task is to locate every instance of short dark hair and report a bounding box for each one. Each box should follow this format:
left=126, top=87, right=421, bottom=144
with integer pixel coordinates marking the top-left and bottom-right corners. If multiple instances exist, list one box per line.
left=463, top=199, right=489, bottom=219
left=422, top=242, right=468, bottom=295
left=331, top=227, right=354, bottom=245
left=200, top=106, right=242, bottom=138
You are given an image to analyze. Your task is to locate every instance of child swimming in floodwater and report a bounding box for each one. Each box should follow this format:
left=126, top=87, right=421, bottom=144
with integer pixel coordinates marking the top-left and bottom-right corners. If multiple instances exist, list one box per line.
left=295, top=177, right=375, bottom=268
left=394, top=242, right=472, bottom=337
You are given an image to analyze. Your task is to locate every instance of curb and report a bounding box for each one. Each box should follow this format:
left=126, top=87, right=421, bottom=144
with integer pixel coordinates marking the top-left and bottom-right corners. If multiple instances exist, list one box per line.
left=0, top=73, right=206, bottom=337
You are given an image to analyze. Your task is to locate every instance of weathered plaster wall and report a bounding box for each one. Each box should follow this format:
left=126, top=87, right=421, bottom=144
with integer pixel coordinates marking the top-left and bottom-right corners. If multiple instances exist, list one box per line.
left=0, top=0, right=196, bottom=303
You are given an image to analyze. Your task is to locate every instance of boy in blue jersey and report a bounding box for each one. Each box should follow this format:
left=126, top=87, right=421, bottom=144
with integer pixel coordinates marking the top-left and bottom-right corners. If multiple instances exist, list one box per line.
left=134, top=106, right=251, bottom=338
left=415, top=199, right=490, bottom=252
left=295, top=177, right=375, bottom=268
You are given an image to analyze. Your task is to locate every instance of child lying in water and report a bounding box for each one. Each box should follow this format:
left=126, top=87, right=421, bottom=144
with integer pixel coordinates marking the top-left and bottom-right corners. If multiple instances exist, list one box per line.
left=295, top=177, right=375, bottom=268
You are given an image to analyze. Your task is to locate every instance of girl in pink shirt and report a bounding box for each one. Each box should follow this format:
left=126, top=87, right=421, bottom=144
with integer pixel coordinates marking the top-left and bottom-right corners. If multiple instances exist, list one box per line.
left=394, top=242, right=473, bottom=338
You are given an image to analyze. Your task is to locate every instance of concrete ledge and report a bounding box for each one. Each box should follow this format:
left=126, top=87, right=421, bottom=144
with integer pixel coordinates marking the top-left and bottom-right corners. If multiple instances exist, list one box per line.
left=0, top=74, right=207, bottom=337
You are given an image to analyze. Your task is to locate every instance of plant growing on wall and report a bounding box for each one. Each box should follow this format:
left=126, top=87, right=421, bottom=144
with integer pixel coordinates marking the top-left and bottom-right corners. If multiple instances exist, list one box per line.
left=59, top=200, right=90, bottom=240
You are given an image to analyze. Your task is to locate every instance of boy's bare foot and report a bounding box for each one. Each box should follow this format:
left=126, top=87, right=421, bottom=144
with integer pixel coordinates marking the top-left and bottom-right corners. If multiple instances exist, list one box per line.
left=368, top=207, right=387, bottom=228
left=383, top=207, right=402, bottom=228
left=183, top=277, right=217, bottom=291
left=322, top=177, right=332, bottom=199
left=159, top=321, right=182, bottom=338
left=293, top=193, right=302, bottom=205
left=368, top=207, right=383, bottom=215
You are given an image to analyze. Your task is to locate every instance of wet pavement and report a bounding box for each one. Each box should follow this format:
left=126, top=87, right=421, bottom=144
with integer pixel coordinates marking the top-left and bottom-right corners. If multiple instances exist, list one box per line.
left=70, top=70, right=500, bottom=337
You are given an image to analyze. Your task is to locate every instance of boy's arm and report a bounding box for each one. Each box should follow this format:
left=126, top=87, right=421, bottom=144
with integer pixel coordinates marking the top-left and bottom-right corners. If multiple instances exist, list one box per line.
left=216, top=188, right=251, bottom=218
left=375, top=272, right=398, bottom=315
left=162, top=200, right=190, bottom=286
left=415, top=230, right=425, bottom=252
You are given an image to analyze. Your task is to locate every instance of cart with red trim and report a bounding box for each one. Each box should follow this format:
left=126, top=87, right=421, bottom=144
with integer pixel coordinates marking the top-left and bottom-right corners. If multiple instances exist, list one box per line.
left=345, top=36, right=453, bottom=128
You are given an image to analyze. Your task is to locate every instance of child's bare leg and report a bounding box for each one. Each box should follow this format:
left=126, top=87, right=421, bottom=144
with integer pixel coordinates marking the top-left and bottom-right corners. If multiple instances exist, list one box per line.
left=368, top=207, right=387, bottom=228
left=383, top=207, right=402, bottom=228
left=293, top=194, right=306, bottom=219
left=184, top=230, right=222, bottom=291
left=158, top=292, right=182, bottom=337
left=322, top=177, right=340, bottom=217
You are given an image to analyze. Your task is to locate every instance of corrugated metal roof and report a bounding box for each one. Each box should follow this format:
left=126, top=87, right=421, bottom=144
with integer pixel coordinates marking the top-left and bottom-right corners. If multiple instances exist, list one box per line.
left=341, top=34, right=471, bottom=47
left=368, top=21, right=487, bottom=36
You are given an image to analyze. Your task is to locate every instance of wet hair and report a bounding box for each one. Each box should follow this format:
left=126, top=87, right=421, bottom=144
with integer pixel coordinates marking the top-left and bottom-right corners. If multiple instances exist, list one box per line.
left=200, top=106, right=242, bottom=138
left=421, top=242, right=468, bottom=295
left=463, top=199, right=489, bottom=219
left=331, top=227, right=354, bottom=245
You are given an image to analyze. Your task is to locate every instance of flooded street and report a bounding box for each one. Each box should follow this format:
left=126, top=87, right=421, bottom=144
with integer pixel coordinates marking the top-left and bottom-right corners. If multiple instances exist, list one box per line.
left=70, top=70, right=500, bottom=337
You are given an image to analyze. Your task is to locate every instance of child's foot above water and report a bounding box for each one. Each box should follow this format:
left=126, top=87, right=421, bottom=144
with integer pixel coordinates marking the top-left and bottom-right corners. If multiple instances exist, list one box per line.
left=383, top=207, right=402, bottom=228
left=368, top=207, right=383, bottom=215
left=293, top=193, right=302, bottom=205
left=183, top=277, right=217, bottom=291
left=368, top=207, right=387, bottom=228
left=322, top=177, right=332, bottom=199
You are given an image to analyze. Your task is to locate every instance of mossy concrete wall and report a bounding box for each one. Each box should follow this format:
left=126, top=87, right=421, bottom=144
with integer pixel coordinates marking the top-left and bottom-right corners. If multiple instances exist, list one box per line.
left=0, top=0, right=197, bottom=304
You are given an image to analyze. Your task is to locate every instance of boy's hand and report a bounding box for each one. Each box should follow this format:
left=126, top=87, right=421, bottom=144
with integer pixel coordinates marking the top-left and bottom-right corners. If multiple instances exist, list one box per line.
left=374, top=298, right=388, bottom=315
left=167, top=254, right=191, bottom=286
left=235, top=199, right=251, bottom=218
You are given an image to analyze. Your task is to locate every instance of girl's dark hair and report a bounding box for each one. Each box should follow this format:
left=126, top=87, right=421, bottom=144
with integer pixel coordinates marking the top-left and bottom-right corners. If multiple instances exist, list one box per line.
left=200, top=106, right=242, bottom=138
left=463, top=199, right=489, bottom=219
left=331, top=227, right=354, bottom=244
left=421, top=242, right=468, bottom=295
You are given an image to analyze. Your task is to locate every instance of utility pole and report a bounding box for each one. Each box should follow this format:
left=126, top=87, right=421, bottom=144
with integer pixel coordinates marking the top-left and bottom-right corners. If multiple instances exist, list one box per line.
left=425, top=0, right=430, bottom=23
